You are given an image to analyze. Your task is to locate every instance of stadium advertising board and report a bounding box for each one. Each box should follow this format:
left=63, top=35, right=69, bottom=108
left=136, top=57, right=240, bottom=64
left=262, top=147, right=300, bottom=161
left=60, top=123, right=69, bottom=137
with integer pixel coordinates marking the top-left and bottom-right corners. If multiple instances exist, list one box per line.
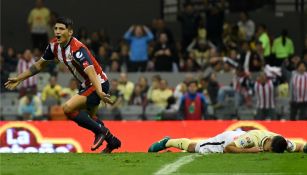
left=0, top=121, right=306, bottom=153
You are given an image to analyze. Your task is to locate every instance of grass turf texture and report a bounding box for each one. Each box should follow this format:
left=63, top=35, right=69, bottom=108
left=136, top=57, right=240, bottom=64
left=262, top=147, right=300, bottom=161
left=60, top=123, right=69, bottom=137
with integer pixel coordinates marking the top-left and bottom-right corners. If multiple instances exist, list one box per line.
left=1, top=153, right=306, bottom=175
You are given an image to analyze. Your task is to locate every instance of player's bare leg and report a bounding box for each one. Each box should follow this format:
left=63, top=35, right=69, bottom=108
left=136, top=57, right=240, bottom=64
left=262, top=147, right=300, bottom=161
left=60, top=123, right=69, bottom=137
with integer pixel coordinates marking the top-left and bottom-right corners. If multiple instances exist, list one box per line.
left=187, top=143, right=197, bottom=153
left=148, top=137, right=195, bottom=152
left=63, top=94, right=108, bottom=151
left=87, top=106, right=121, bottom=153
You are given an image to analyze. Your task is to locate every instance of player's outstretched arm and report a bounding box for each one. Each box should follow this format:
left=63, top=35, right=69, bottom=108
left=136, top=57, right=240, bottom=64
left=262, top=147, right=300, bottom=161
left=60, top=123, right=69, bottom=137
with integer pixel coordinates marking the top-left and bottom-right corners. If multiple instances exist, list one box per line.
left=286, top=139, right=307, bottom=153
left=5, top=58, right=47, bottom=90
left=84, top=66, right=114, bottom=105
left=224, top=142, right=262, bottom=153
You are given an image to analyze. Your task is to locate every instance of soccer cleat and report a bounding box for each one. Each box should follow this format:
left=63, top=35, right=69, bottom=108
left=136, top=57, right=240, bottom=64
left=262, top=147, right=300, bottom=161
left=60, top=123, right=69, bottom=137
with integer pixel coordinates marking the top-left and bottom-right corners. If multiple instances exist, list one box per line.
left=91, top=129, right=110, bottom=151
left=91, top=133, right=106, bottom=151
left=101, top=135, right=121, bottom=154
left=148, top=136, right=170, bottom=152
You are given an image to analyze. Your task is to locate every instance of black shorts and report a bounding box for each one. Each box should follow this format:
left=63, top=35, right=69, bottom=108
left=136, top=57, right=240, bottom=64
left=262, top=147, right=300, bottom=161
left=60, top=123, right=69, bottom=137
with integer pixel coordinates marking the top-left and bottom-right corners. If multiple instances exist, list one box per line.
left=78, top=80, right=109, bottom=108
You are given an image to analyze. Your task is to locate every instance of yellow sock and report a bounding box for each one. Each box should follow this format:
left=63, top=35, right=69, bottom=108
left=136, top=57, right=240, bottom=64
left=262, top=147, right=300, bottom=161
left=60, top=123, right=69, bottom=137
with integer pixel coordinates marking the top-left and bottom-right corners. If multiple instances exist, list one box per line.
left=165, top=138, right=192, bottom=151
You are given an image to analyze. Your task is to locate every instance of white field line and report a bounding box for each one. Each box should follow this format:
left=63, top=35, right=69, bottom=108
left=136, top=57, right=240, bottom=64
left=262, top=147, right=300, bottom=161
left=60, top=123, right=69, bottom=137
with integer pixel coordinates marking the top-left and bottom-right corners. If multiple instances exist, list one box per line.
left=174, top=173, right=305, bottom=175
left=154, top=154, right=200, bottom=175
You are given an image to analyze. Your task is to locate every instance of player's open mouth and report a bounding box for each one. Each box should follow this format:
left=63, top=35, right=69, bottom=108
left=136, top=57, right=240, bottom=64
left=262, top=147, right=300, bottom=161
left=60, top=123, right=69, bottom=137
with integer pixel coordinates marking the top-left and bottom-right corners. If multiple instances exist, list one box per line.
left=56, top=36, right=61, bottom=40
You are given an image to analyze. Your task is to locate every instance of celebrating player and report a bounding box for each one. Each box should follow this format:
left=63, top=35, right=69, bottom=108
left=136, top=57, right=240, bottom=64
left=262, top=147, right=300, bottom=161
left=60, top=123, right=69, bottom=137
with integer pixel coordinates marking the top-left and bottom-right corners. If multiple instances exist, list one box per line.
left=148, top=130, right=307, bottom=154
left=5, top=17, right=121, bottom=153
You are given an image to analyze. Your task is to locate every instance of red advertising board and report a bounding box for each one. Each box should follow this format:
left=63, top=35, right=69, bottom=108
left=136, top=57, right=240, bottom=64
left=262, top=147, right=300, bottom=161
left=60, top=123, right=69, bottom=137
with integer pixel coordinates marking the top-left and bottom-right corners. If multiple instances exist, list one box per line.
left=0, top=121, right=306, bottom=153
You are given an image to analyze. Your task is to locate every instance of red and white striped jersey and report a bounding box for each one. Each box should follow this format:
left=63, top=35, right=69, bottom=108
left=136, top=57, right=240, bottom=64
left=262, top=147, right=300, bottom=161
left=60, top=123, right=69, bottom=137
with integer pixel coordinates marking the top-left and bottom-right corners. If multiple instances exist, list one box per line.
left=290, top=71, right=307, bottom=103
left=254, top=80, right=275, bottom=109
left=17, top=58, right=37, bottom=88
left=42, top=37, right=107, bottom=88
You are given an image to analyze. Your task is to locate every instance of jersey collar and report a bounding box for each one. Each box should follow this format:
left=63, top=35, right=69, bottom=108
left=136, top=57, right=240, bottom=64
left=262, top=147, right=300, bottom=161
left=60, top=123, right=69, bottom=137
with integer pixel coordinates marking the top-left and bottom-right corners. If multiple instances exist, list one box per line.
left=63, top=37, right=73, bottom=49
left=260, top=136, right=268, bottom=148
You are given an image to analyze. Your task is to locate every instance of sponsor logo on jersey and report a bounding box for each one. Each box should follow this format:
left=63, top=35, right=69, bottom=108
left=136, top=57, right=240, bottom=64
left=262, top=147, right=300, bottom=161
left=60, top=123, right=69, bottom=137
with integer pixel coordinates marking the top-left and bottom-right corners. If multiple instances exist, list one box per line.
left=76, top=51, right=83, bottom=59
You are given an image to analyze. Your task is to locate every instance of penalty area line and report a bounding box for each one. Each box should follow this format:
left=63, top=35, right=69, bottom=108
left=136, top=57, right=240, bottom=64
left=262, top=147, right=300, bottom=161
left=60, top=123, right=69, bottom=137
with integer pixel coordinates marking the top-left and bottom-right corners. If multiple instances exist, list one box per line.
left=154, top=154, right=200, bottom=175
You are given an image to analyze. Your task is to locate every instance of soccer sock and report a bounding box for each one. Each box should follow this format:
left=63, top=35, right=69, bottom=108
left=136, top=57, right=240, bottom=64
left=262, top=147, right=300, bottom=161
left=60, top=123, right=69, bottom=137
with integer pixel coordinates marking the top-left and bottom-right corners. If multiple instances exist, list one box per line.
left=89, top=114, right=114, bottom=143
left=165, top=138, right=192, bottom=151
left=66, top=111, right=106, bottom=135
left=92, top=115, right=105, bottom=127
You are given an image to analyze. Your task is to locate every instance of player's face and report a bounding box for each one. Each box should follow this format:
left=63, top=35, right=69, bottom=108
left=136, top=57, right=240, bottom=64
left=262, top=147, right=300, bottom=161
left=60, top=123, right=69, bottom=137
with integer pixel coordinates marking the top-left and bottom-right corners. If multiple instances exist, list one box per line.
left=263, top=139, right=273, bottom=152
left=54, top=23, right=73, bottom=45
left=298, top=63, right=306, bottom=73
left=134, top=26, right=143, bottom=37
left=188, top=83, right=197, bottom=94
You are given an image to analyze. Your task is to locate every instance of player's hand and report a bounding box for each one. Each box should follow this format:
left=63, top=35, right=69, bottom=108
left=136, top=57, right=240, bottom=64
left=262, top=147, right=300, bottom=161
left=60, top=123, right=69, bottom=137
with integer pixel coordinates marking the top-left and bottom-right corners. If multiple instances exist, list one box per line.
left=98, top=92, right=114, bottom=105
left=248, top=147, right=263, bottom=153
left=210, top=57, right=219, bottom=63
left=4, top=77, right=21, bottom=90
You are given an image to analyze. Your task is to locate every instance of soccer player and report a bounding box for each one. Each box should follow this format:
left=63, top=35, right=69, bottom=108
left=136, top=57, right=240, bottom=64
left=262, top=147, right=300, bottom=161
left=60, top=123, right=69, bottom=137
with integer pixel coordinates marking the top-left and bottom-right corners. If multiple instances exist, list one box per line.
left=149, top=130, right=245, bottom=154
left=148, top=130, right=307, bottom=154
left=5, top=17, right=121, bottom=153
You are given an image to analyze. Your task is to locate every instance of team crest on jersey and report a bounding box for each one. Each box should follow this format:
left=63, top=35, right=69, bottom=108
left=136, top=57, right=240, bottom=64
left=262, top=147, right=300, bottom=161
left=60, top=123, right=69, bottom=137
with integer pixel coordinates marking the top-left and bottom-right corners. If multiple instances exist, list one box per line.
left=240, top=140, right=245, bottom=146
left=66, top=53, right=73, bottom=61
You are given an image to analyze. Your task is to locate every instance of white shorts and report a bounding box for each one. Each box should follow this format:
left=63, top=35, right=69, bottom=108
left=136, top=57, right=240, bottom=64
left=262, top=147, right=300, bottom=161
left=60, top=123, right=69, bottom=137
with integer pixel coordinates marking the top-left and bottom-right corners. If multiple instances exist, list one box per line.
left=195, top=130, right=246, bottom=154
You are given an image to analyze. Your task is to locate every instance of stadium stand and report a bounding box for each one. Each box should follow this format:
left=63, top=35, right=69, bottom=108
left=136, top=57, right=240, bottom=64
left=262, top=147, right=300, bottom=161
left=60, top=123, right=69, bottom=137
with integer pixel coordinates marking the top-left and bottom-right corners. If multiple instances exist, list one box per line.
left=1, top=0, right=306, bottom=121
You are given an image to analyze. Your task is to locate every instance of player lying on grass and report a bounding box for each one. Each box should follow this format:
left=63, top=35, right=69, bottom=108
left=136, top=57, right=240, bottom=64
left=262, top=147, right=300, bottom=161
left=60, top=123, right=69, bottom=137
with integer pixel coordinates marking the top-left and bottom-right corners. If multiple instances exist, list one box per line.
left=148, top=130, right=307, bottom=154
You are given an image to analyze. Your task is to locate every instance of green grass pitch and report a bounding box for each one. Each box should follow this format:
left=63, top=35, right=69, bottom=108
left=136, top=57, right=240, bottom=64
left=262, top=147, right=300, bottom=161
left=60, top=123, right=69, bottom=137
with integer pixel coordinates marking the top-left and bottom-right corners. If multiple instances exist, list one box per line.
left=1, top=153, right=307, bottom=175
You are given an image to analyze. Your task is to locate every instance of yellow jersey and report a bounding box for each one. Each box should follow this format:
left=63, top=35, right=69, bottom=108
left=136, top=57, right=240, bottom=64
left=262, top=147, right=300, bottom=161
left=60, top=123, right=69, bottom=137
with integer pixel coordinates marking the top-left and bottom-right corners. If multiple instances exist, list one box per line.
left=28, top=7, right=50, bottom=33
left=233, top=130, right=297, bottom=152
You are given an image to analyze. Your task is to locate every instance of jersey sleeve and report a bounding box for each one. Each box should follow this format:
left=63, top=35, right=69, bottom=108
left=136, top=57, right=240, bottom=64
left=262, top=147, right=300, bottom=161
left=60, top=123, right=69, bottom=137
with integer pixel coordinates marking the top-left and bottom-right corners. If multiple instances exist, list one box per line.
left=234, top=133, right=255, bottom=148
left=42, top=44, right=55, bottom=61
left=286, top=139, right=297, bottom=152
left=73, top=47, right=93, bottom=70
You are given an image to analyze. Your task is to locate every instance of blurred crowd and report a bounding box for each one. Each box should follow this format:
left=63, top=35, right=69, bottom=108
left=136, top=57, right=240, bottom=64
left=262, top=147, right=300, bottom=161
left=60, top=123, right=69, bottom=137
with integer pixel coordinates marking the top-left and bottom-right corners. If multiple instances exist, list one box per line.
left=1, top=0, right=307, bottom=121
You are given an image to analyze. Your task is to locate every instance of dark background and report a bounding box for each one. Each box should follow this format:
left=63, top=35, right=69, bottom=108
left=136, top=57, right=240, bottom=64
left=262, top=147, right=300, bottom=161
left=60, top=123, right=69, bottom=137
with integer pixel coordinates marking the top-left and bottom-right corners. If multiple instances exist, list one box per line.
left=1, top=0, right=306, bottom=54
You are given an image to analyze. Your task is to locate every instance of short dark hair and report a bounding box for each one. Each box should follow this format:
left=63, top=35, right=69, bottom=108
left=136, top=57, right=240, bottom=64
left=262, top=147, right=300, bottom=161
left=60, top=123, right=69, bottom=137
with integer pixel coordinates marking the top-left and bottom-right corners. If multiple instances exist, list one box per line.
left=236, top=66, right=245, bottom=73
left=152, top=75, right=162, bottom=81
left=258, top=24, right=267, bottom=30
left=56, top=17, right=74, bottom=29
left=187, top=80, right=198, bottom=86
left=271, top=136, right=287, bottom=153
left=241, top=11, right=249, bottom=18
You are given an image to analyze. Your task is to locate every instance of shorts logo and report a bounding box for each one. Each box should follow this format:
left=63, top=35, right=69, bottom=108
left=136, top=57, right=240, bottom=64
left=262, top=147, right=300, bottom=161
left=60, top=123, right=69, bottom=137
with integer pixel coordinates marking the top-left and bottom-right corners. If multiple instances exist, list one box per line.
left=76, top=51, right=83, bottom=59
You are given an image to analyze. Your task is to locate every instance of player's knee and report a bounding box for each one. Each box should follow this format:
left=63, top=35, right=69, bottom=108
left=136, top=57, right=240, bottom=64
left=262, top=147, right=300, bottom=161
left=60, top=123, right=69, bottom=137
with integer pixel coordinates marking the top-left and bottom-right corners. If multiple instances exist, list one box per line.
left=187, top=143, right=196, bottom=153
